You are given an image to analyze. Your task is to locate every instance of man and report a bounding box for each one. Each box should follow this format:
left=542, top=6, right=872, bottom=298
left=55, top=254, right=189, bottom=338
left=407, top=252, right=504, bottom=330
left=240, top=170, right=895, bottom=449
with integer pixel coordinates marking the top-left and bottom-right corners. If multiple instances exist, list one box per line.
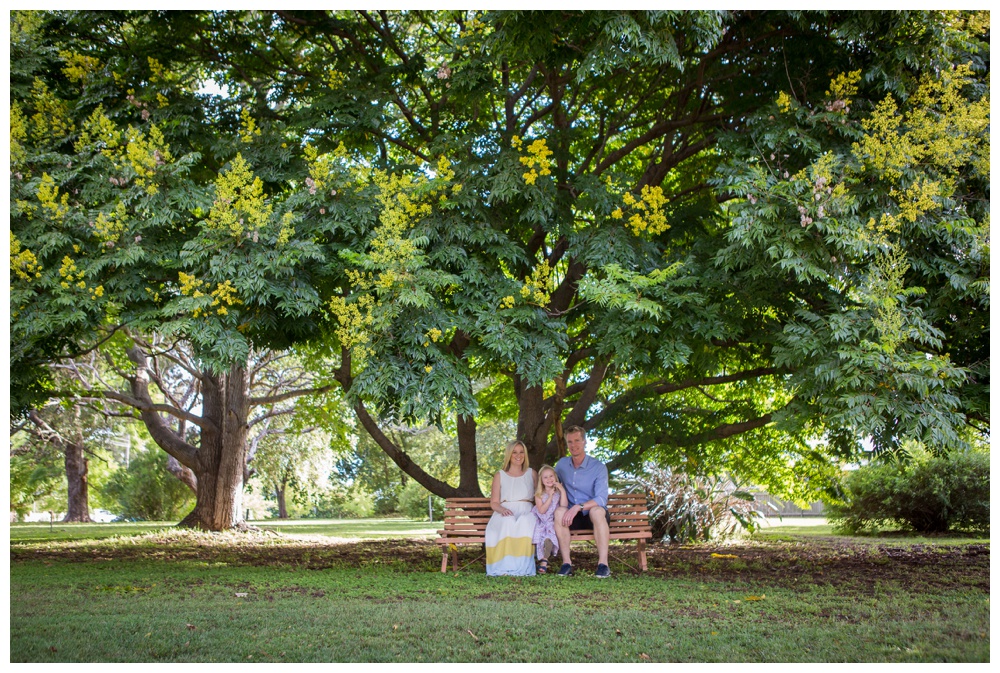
left=553, top=426, right=610, bottom=578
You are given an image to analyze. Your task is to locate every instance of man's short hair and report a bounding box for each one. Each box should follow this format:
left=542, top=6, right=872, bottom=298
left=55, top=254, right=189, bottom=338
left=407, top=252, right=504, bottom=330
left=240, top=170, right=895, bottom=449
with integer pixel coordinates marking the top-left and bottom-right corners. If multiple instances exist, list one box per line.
left=564, top=425, right=586, bottom=440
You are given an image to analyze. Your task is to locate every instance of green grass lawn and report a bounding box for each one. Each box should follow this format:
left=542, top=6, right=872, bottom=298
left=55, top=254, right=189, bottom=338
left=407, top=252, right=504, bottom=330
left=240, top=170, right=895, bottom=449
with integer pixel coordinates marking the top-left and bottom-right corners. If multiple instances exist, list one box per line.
left=9, top=519, right=989, bottom=662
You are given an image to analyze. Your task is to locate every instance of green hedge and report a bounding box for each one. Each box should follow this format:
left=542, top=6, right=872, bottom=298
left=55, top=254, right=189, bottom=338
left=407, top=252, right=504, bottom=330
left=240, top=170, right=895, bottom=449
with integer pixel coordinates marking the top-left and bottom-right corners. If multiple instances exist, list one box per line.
left=828, top=449, right=989, bottom=534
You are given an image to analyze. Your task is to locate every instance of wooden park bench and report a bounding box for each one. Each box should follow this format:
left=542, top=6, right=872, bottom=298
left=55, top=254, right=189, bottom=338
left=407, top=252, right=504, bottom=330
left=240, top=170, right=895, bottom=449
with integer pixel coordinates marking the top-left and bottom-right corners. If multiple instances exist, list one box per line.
left=435, top=493, right=652, bottom=573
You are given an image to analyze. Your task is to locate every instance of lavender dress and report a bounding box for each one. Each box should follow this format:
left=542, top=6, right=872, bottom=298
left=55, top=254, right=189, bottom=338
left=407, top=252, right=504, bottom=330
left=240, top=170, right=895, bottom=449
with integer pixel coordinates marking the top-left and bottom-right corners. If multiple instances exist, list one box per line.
left=531, top=491, right=560, bottom=560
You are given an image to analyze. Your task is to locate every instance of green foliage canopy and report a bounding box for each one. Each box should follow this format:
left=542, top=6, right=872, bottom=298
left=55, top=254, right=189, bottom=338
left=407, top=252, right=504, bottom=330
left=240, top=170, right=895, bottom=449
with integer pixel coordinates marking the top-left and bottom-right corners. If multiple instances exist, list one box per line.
left=9, top=10, right=989, bottom=502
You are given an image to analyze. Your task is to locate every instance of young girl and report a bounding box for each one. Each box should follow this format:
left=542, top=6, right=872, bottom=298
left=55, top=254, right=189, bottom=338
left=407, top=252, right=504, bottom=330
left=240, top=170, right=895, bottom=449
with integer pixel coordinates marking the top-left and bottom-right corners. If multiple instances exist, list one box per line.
left=531, top=465, right=567, bottom=574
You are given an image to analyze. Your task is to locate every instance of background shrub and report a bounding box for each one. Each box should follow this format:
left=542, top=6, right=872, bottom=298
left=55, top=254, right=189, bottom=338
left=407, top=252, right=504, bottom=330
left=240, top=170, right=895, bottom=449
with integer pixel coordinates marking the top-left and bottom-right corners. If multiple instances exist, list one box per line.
left=828, top=448, right=989, bottom=534
left=397, top=481, right=445, bottom=520
left=625, top=465, right=764, bottom=542
left=102, top=450, right=194, bottom=521
left=307, top=485, right=375, bottom=519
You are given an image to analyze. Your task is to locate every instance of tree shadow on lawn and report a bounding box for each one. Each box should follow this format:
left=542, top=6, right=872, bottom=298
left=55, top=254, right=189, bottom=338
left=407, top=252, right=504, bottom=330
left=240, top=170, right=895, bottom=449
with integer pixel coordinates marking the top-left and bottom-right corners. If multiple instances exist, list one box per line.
left=11, top=530, right=989, bottom=594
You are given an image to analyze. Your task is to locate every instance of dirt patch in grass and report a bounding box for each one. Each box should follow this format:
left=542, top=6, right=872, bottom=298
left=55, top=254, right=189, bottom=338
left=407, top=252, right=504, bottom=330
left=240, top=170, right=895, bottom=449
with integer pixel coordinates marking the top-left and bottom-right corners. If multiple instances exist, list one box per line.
left=10, top=530, right=988, bottom=594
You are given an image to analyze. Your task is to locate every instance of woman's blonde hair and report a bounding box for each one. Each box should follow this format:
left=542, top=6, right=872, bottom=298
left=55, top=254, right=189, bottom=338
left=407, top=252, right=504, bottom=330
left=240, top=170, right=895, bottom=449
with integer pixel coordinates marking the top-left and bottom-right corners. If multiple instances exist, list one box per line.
left=501, top=440, right=528, bottom=472
left=534, top=464, right=560, bottom=498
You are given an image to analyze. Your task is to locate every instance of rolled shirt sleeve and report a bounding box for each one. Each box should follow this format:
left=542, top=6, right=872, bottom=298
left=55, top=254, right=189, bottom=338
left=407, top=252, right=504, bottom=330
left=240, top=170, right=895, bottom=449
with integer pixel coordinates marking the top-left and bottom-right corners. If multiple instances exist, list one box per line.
left=592, top=459, right=609, bottom=510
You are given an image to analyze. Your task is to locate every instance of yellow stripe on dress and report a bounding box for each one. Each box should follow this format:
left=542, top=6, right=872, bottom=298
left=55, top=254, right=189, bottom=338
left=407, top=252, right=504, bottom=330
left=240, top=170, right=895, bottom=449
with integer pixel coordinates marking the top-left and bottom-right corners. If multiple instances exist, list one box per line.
left=485, top=536, right=534, bottom=564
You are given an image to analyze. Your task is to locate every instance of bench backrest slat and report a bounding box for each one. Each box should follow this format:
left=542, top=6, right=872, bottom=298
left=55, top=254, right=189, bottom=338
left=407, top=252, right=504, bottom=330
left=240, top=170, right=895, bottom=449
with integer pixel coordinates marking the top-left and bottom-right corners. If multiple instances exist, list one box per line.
left=437, top=493, right=651, bottom=544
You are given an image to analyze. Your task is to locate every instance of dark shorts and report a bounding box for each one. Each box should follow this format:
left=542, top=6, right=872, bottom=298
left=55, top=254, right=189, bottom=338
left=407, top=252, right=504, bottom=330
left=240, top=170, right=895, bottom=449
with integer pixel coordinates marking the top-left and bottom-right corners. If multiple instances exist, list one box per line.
left=569, top=509, right=595, bottom=531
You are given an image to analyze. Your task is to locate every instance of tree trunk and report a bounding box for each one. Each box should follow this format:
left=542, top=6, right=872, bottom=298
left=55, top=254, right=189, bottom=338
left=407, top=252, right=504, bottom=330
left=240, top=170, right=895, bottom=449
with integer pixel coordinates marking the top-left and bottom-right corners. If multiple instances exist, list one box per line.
left=456, top=413, right=483, bottom=497
left=276, top=482, right=288, bottom=519
left=63, top=440, right=90, bottom=522
left=176, top=364, right=250, bottom=531
left=515, top=379, right=553, bottom=471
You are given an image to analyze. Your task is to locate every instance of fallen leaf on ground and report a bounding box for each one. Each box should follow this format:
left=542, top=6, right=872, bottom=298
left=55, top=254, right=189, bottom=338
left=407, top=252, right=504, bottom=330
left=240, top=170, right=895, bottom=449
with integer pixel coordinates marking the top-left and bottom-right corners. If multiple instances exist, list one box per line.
left=235, top=592, right=248, bottom=597
left=745, top=594, right=766, bottom=601
left=711, top=553, right=739, bottom=559
left=640, top=653, right=651, bottom=660
left=466, top=629, right=479, bottom=642
left=186, top=623, right=197, bottom=630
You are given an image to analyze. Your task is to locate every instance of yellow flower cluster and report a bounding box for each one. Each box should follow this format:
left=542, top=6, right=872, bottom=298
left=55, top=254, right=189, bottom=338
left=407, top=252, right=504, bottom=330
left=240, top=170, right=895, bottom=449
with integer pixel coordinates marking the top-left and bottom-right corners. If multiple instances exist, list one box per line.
left=205, top=153, right=272, bottom=238
left=825, top=70, right=861, bottom=111
left=459, top=15, right=487, bottom=38
left=854, top=64, right=988, bottom=182
left=178, top=272, right=240, bottom=317
left=10, top=233, right=42, bottom=280
left=30, top=79, right=75, bottom=142
left=303, top=142, right=349, bottom=193
left=621, top=184, right=669, bottom=236
left=147, top=57, right=165, bottom=82
left=776, top=91, right=793, bottom=114
left=209, top=279, right=241, bottom=316
left=75, top=106, right=122, bottom=155
left=276, top=212, right=296, bottom=246
left=514, top=136, right=553, bottom=185
left=10, top=103, right=28, bottom=166
left=499, top=295, right=515, bottom=309
left=59, top=256, right=85, bottom=290
left=93, top=202, right=129, bottom=242
left=436, top=155, right=456, bottom=183
left=426, top=327, right=443, bottom=343
left=328, top=292, right=376, bottom=361
left=178, top=271, right=204, bottom=297
left=849, top=66, right=988, bottom=351
left=519, top=261, right=552, bottom=305
left=893, top=179, right=941, bottom=224
left=371, top=170, right=428, bottom=278
left=239, top=108, right=262, bottom=143
left=37, top=173, right=70, bottom=220
left=60, top=51, right=101, bottom=83
left=124, top=124, right=173, bottom=194
left=327, top=69, right=347, bottom=88
left=328, top=158, right=455, bottom=363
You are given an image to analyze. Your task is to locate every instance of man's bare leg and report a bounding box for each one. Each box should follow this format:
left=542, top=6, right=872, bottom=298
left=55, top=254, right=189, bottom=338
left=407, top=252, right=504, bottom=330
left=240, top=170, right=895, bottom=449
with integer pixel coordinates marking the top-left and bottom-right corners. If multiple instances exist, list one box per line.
left=554, top=507, right=571, bottom=565
left=589, top=507, right=609, bottom=566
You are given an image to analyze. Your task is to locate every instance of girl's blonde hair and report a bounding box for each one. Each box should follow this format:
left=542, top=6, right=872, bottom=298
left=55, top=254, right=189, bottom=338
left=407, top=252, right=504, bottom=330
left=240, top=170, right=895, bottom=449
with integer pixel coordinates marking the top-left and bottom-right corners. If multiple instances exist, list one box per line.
left=501, top=440, right=528, bottom=472
left=534, top=464, right=560, bottom=498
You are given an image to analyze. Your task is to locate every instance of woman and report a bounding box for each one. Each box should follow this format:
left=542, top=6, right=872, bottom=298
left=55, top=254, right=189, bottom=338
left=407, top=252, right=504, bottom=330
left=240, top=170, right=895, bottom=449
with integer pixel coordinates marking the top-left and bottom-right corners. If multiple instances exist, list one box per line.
left=484, top=440, right=537, bottom=576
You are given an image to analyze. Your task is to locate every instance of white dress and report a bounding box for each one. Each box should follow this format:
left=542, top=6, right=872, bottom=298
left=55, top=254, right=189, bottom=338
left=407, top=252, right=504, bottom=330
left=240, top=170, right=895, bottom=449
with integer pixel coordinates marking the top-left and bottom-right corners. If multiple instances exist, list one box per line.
left=485, top=469, right=537, bottom=576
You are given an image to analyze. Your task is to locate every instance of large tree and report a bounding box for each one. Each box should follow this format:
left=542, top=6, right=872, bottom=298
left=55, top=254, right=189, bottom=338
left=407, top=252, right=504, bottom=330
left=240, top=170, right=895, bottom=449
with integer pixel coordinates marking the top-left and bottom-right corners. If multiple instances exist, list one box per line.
left=11, top=11, right=989, bottom=528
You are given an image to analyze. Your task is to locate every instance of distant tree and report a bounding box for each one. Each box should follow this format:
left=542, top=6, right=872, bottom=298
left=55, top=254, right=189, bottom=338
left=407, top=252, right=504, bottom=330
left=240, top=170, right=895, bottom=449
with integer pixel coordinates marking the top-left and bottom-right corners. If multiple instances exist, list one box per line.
left=9, top=359, right=129, bottom=521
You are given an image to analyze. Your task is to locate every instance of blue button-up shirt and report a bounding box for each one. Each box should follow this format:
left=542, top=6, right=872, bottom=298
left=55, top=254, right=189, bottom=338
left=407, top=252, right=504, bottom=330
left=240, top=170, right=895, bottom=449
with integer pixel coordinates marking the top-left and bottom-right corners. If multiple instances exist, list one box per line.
left=555, top=455, right=608, bottom=512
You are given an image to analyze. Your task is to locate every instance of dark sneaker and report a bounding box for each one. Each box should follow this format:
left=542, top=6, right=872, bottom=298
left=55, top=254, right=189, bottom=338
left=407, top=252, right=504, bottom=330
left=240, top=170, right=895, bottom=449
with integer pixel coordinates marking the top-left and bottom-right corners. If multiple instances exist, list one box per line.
left=557, top=563, right=573, bottom=577
left=595, top=563, right=611, bottom=578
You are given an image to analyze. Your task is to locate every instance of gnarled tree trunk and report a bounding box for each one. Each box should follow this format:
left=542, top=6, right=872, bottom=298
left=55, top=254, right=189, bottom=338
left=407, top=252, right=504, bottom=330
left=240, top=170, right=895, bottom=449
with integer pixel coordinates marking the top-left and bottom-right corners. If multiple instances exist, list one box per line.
left=176, top=365, right=250, bottom=530
left=125, top=345, right=251, bottom=531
